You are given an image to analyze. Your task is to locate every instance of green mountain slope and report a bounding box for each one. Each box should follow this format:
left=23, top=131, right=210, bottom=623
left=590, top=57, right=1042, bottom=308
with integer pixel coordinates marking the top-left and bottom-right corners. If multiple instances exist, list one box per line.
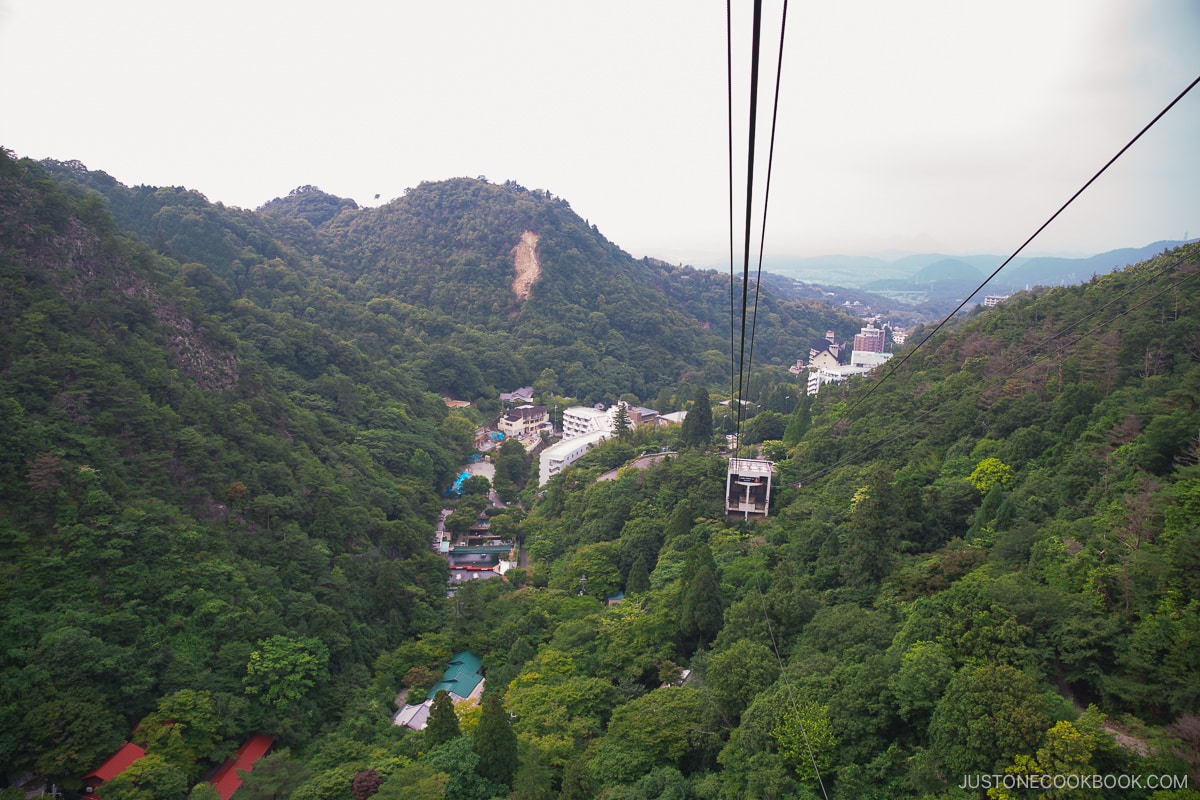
left=400, top=244, right=1200, bottom=799
left=42, top=163, right=863, bottom=405
left=0, top=151, right=457, bottom=786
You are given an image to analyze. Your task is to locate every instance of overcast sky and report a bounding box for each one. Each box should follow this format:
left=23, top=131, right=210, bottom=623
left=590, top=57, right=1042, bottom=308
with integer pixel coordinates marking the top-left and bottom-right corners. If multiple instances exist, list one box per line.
left=3, top=1, right=1198, bottom=266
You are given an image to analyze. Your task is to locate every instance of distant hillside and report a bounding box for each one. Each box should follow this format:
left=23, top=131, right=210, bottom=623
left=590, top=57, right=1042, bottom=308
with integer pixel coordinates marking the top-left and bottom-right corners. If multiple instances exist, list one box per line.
left=764, top=241, right=1195, bottom=295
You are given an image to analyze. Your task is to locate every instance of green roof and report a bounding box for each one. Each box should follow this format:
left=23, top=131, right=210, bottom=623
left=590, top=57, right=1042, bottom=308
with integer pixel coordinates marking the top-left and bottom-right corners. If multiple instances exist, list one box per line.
left=431, top=651, right=483, bottom=699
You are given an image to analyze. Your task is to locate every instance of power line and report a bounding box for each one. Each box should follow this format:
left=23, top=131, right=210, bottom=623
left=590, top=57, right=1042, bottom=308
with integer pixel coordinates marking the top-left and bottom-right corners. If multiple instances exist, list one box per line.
left=727, top=4, right=828, bottom=797
left=734, top=0, right=765, bottom=449
left=743, top=0, right=790, bottom=442
left=841, top=72, right=1200, bottom=420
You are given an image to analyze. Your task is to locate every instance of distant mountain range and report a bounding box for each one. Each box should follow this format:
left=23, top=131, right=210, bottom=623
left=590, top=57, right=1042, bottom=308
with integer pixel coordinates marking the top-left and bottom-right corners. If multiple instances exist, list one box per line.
left=760, top=240, right=1197, bottom=298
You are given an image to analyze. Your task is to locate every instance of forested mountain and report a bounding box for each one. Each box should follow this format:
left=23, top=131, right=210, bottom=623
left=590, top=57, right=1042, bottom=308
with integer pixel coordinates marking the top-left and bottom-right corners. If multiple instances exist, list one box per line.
left=4, top=146, right=1199, bottom=800
left=39, top=162, right=857, bottom=407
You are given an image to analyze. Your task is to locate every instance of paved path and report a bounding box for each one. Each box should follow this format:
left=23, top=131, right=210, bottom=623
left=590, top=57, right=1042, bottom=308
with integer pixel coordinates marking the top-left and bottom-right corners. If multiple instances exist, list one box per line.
left=595, top=452, right=674, bottom=482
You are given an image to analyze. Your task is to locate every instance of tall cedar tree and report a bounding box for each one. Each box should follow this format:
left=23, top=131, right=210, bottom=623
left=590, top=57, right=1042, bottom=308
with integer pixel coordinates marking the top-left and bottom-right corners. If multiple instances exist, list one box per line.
left=425, top=690, right=460, bottom=747
left=558, top=759, right=595, bottom=800
left=679, top=387, right=714, bottom=448
left=613, top=402, right=632, bottom=438
left=473, top=693, right=518, bottom=787
left=626, top=553, right=651, bottom=594
left=680, top=565, right=724, bottom=653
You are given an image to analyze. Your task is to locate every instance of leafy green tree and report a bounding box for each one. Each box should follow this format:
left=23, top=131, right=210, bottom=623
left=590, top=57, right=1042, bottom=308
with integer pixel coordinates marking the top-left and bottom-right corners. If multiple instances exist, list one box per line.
left=422, top=735, right=505, bottom=800
left=97, top=752, right=190, bottom=800
left=509, top=741, right=554, bottom=800
left=234, top=753, right=309, bottom=800
left=425, top=690, right=460, bottom=748
left=772, top=699, right=838, bottom=787
left=706, top=639, right=779, bottom=726
left=187, top=783, right=222, bottom=800
left=989, top=720, right=1100, bottom=800
left=138, top=689, right=223, bottom=764
left=929, top=664, right=1053, bottom=777
left=558, top=758, right=595, bottom=800
left=21, top=690, right=123, bottom=787
left=243, top=635, right=330, bottom=711
left=840, top=472, right=902, bottom=587
left=743, top=410, right=787, bottom=445
left=473, top=693, right=518, bottom=788
left=589, top=687, right=709, bottom=786
left=969, top=457, right=1015, bottom=494
left=460, top=474, right=491, bottom=496
left=373, top=763, right=449, bottom=800
left=889, top=641, right=954, bottom=723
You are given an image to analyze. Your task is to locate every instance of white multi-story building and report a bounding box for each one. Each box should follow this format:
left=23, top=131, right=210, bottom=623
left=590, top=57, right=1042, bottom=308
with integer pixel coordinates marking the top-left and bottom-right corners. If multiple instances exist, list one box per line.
left=539, top=430, right=612, bottom=485
left=807, top=352, right=893, bottom=395
left=850, top=350, right=893, bottom=369
left=562, top=406, right=611, bottom=439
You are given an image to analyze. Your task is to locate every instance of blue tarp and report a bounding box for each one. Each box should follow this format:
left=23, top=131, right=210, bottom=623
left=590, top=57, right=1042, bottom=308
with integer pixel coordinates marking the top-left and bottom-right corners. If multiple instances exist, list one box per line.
left=445, top=471, right=471, bottom=496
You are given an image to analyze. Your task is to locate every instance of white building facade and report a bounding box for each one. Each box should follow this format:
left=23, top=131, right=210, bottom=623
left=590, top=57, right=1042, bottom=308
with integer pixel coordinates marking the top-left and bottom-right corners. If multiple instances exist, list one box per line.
left=539, top=430, right=612, bottom=485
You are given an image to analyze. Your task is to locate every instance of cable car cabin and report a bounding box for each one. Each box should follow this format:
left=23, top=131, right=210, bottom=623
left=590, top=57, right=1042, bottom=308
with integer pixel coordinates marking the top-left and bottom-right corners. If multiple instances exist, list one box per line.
left=726, top=458, right=774, bottom=519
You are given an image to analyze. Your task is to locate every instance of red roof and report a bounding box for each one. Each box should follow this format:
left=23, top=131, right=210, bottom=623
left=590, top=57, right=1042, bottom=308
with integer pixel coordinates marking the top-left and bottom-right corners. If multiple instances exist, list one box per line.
left=210, top=734, right=274, bottom=800
left=84, top=742, right=147, bottom=783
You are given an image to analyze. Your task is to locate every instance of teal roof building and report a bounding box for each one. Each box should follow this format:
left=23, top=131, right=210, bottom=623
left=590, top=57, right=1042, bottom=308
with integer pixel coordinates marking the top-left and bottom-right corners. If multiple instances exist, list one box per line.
left=430, top=651, right=484, bottom=700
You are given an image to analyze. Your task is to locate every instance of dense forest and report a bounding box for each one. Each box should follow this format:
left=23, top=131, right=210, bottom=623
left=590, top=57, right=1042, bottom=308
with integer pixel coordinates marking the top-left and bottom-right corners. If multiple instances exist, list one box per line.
left=2, top=147, right=1199, bottom=799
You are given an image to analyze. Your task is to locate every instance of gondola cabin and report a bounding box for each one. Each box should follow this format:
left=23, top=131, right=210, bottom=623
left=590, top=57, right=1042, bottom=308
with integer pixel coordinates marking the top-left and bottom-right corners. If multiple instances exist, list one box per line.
left=726, top=458, right=774, bottom=519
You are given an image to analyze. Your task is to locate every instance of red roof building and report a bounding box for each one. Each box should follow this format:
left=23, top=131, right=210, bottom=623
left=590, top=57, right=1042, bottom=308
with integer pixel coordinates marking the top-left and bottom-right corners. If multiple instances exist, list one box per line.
left=83, top=742, right=147, bottom=795
left=210, top=734, right=274, bottom=800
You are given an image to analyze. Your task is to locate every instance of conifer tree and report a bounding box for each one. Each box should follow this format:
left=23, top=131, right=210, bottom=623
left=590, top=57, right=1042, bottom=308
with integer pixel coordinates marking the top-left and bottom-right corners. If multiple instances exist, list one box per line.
left=613, top=402, right=632, bottom=438
left=626, top=553, right=651, bottom=594
left=425, top=690, right=460, bottom=747
left=473, top=693, right=518, bottom=788
left=679, top=387, right=713, bottom=449
left=782, top=395, right=812, bottom=445
left=680, top=564, right=724, bottom=652
left=558, top=759, right=594, bottom=800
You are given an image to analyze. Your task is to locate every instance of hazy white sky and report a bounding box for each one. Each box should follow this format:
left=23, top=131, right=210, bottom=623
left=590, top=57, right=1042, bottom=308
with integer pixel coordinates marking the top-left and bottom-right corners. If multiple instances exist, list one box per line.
left=3, top=1, right=1198, bottom=266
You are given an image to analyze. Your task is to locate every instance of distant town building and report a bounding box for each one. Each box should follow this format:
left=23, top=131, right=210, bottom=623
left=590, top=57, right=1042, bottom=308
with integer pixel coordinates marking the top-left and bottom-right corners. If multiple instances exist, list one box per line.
left=499, top=386, right=535, bottom=405
left=540, top=430, right=612, bottom=485
left=808, top=352, right=894, bottom=395
left=809, top=330, right=844, bottom=370
left=562, top=405, right=611, bottom=439
left=891, top=329, right=908, bottom=345
left=849, top=350, right=894, bottom=369
left=853, top=323, right=886, bottom=353
left=615, top=404, right=659, bottom=428
left=498, top=404, right=550, bottom=438
left=984, top=295, right=1010, bottom=307
left=658, top=410, right=687, bottom=426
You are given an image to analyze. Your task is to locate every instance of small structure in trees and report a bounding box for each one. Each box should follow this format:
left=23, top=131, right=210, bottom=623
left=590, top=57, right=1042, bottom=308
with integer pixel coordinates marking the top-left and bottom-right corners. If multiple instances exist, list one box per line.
left=726, top=458, right=774, bottom=519
left=209, top=734, right=275, bottom=800
left=393, top=651, right=485, bottom=730
left=82, top=742, right=146, bottom=796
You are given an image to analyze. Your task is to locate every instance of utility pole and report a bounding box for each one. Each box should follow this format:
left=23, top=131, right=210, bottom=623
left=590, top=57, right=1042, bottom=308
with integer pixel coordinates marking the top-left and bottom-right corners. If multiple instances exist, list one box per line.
left=578, top=573, right=587, bottom=596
